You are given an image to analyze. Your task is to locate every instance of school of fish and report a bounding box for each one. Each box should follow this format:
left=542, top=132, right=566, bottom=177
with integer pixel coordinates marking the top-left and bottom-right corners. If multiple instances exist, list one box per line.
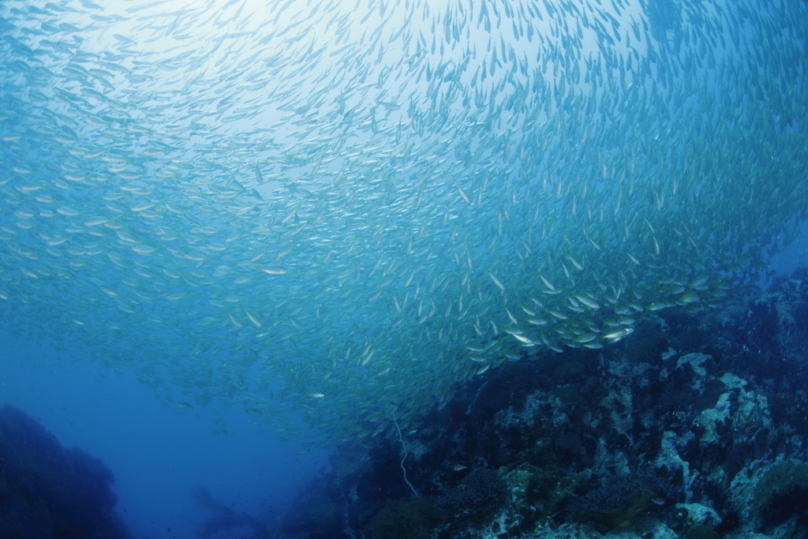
left=1, top=0, right=807, bottom=443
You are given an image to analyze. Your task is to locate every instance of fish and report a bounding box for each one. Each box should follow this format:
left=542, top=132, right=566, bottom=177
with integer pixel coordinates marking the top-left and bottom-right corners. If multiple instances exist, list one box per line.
left=0, top=0, right=803, bottom=448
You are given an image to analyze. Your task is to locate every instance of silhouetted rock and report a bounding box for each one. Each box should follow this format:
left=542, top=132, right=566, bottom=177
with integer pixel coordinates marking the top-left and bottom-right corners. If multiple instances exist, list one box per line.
left=0, top=406, right=133, bottom=539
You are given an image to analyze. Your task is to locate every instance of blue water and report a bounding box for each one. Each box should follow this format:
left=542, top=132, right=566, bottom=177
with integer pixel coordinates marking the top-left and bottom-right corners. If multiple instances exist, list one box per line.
left=2, top=229, right=803, bottom=539
left=0, top=333, right=329, bottom=539
left=1, top=0, right=808, bottom=537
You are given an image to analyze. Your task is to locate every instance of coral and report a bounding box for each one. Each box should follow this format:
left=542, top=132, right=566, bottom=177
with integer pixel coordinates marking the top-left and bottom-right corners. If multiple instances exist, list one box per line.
left=684, top=523, right=721, bottom=539
left=569, top=472, right=676, bottom=530
left=729, top=458, right=808, bottom=523
left=393, top=416, right=419, bottom=497
left=515, top=462, right=581, bottom=515
left=365, top=497, right=440, bottom=539
left=726, top=457, right=808, bottom=537
left=498, top=462, right=584, bottom=537
left=760, top=484, right=808, bottom=529
left=283, top=273, right=808, bottom=539
left=751, top=459, right=808, bottom=511
left=439, top=468, right=509, bottom=516
left=674, top=502, right=722, bottom=529
left=676, top=352, right=712, bottom=379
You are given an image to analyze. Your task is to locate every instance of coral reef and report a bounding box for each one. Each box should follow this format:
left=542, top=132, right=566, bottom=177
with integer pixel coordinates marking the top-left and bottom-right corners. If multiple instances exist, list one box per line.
left=268, top=269, right=808, bottom=539
left=0, top=406, right=133, bottom=539
left=569, top=473, right=676, bottom=530
left=726, top=457, right=808, bottom=535
left=438, top=468, right=509, bottom=516
left=684, top=523, right=721, bottom=539
left=366, top=497, right=441, bottom=539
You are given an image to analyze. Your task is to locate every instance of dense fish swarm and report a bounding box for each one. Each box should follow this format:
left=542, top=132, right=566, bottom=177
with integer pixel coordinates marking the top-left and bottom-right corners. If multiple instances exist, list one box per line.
left=1, top=0, right=806, bottom=443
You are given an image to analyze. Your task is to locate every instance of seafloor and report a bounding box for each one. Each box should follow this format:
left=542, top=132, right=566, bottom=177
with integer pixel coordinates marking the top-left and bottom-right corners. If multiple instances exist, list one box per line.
left=276, top=268, right=808, bottom=539
left=3, top=269, right=807, bottom=539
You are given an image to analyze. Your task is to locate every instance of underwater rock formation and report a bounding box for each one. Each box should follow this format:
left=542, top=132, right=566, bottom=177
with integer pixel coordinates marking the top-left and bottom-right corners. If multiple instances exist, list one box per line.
left=272, top=268, right=808, bottom=539
left=191, top=484, right=269, bottom=539
left=365, top=497, right=441, bottom=539
left=0, top=406, right=133, bottom=539
left=438, top=468, right=509, bottom=516
left=569, top=472, right=676, bottom=530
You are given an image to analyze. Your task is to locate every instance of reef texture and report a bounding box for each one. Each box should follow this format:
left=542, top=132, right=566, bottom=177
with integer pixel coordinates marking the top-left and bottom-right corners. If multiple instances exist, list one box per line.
left=274, top=270, right=808, bottom=539
left=0, top=406, right=133, bottom=539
